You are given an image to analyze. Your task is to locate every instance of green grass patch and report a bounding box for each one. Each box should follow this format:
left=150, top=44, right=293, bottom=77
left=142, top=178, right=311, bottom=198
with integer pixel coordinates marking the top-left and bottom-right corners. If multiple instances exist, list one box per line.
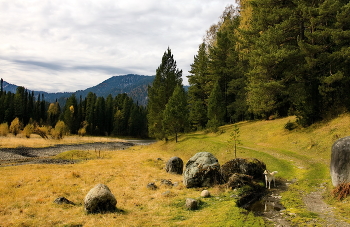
left=54, top=150, right=95, bottom=160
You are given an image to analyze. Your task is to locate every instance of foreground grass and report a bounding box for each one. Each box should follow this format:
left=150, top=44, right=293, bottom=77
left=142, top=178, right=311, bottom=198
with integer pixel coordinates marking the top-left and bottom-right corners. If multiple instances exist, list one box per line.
left=1, top=114, right=350, bottom=226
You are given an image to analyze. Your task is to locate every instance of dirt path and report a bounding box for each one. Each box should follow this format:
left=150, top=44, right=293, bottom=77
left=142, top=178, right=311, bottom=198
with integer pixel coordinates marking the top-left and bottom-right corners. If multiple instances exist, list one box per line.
left=239, top=145, right=350, bottom=226
left=304, top=189, right=350, bottom=227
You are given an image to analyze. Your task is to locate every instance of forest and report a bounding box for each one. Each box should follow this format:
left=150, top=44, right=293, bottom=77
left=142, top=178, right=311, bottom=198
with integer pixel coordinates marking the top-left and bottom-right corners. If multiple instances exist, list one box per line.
left=0, top=83, right=148, bottom=138
left=148, top=0, right=350, bottom=140
left=1, top=0, right=350, bottom=139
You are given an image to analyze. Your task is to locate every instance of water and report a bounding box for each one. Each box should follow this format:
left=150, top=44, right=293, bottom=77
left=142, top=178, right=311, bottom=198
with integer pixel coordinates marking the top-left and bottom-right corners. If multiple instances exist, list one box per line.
left=246, top=193, right=285, bottom=215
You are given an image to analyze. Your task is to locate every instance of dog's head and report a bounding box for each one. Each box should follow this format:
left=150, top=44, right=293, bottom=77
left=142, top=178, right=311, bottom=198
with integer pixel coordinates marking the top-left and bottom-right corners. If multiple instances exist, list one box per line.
left=263, top=170, right=269, bottom=175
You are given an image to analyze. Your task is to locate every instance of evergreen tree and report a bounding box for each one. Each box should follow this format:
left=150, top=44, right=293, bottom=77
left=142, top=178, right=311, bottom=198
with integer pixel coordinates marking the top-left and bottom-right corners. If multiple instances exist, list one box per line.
left=94, top=96, right=105, bottom=135
left=14, top=86, right=25, bottom=122
left=63, top=94, right=78, bottom=134
left=188, top=42, right=210, bottom=130
left=105, top=94, right=114, bottom=136
left=85, top=92, right=97, bottom=135
left=162, top=85, right=189, bottom=142
left=147, top=47, right=183, bottom=139
left=207, top=81, right=225, bottom=132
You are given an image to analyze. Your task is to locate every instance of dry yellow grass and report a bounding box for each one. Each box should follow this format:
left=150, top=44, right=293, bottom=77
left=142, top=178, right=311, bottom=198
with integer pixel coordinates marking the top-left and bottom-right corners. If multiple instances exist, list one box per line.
left=3, top=114, right=350, bottom=226
left=0, top=147, right=185, bottom=226
left=0, top=137, right=265, bottom=226
left=0, top=134, right=124, bottom=148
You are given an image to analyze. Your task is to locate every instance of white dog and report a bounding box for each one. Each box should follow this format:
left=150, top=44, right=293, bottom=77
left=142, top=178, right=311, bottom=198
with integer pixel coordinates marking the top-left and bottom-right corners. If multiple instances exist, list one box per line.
left=263, top=170, right=278, bottom=189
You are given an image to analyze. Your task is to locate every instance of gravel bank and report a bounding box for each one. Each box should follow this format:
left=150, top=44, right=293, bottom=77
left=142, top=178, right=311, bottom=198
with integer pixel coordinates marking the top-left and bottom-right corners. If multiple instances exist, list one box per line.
left=0, top=140, right=153, bottom=166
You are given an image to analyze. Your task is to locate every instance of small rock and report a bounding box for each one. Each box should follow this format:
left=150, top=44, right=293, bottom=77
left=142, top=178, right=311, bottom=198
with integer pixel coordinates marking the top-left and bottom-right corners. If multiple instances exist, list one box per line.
left=162, top=191, right=171, bottom=197
left=160, top=179, right=173, bottom=187
left=147, top=182, right=158, bottom=190
left=54, top=197, right=75, bottom=205
left=201, top=190, right=210, bottom=198
left=185, top=198, right=198, bottom=210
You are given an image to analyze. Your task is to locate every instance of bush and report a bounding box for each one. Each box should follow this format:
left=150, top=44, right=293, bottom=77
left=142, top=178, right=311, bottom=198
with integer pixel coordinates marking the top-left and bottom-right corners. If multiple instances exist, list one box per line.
left=51, top=121, right=68, bottom=139
left=78, top=127, right=87, bottom=137
left=78, top=121, right=88, bottom=137
left=0, top=123, right=9, bottom=136
left=22, top=124, right=34, bottom=138
left=284, top=120, right=297, bottom=131
left=9, top=118, right=21, bottom=136
left=332, top=183, right=350, bottom=201
left=34, top=125, right=49, bottom=139
left=206, top=118, right=220, bottom=133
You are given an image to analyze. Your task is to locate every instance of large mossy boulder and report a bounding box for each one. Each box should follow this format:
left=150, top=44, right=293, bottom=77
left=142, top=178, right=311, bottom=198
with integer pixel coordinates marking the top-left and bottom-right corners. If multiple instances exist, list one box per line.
left=165, top=156, right=183, bottom=174
left=84, top=184, right=117, bottom=214
left=183, top=152, right=223, bottom=188
left=331, top=136, right=350, bottom=186
left=221, top=158, right=266, bottom=182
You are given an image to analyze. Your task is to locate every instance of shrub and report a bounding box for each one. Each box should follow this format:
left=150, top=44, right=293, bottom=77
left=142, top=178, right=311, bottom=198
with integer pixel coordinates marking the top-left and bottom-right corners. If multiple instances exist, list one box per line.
left=78, top=121, right=88, bottom=137
left=284, top=120, right=297, bottom=131
left=22, top=124, right=34, bottom=138
left=51, top=121, right=68, bottom=139
left=206, top=118, right=220, bottom=133
left=0, top=123, right=9, bottom=136
left=34, top=125, right=49, bottom=139
left=332, top=183, right=350, bottom=201
left=9, top=118, right=21, bottom=136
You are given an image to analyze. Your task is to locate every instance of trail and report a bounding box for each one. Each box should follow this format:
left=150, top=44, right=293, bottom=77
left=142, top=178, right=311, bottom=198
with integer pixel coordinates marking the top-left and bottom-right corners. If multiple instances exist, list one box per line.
left=239, top=145, right=350, bottom=227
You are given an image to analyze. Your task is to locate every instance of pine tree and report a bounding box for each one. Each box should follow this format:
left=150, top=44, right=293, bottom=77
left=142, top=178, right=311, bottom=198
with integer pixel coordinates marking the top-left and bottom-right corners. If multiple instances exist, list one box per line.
left=207, top=81, right=225, bottom=132
left=14, top=86, right=25, bottom=122
left=85, top=92, right=97, bottom=135
left=147, top=47, right=183, bottom=139
left=188, top=42, right=210, bottom=130
left=162, top=85, right=189, bottom=142
left=105, top=94, right=114, bottom=136
left=63, top=94, right=78, bottom=134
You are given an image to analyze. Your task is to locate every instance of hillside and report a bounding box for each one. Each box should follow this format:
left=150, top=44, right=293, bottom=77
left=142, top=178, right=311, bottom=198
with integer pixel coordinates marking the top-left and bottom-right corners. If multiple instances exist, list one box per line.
left=1, top=115, right=350, bottom=226
left=2, top=74, right=155, bottom=106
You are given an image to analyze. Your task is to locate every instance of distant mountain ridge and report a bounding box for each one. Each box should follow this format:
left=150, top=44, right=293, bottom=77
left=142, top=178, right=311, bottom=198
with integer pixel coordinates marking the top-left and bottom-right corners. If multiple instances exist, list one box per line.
left=2, top=74, right=155, bottom=106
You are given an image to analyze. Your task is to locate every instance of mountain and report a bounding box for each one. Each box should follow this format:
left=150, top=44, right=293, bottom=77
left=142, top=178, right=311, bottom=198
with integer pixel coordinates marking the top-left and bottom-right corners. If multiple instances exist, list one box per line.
left=2, top=74, right=155, bottom=106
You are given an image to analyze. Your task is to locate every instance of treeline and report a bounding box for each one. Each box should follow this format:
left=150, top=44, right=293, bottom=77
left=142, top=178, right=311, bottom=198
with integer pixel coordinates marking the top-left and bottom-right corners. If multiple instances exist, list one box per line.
left=0, top=81, right=147, bottom=138
left=187, top=1, right=350, bottom=128
left=146, top=1, right=350, bottom=141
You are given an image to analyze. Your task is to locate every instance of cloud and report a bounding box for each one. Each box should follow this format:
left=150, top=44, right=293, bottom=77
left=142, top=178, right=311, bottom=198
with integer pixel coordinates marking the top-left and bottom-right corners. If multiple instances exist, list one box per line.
left=0, top=0, right=236, bottom=92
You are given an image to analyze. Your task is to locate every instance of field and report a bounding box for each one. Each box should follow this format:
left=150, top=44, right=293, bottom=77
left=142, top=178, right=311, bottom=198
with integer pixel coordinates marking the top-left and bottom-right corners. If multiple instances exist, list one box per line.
left=1, top=115, right=350, bottom=226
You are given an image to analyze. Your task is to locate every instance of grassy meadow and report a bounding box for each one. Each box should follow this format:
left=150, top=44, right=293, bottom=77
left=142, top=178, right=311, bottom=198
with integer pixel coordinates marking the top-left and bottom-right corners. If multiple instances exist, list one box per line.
left=1, top=115, right=350, bottom=226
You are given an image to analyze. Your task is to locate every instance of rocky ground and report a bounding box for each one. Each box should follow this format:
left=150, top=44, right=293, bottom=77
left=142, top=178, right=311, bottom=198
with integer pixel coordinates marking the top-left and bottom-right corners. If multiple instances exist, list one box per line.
left=0, top=140, right=153, bottom=166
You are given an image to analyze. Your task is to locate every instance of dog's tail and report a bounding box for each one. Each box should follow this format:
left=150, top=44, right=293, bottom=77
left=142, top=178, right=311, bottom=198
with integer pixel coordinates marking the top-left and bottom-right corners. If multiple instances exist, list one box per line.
left=271, top=171, right=278, bottom=175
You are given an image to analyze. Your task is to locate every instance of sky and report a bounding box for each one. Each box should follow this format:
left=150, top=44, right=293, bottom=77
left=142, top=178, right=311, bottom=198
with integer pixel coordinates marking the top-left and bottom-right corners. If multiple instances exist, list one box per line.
left=0, top=0, right=236, bottom=93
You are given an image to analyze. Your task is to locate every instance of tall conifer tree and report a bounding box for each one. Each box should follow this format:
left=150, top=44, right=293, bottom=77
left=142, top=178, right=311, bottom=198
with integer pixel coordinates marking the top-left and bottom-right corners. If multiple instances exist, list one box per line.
left=162, top=85, right=189, bottom=142
left=147, top=47, right=182, bottom=139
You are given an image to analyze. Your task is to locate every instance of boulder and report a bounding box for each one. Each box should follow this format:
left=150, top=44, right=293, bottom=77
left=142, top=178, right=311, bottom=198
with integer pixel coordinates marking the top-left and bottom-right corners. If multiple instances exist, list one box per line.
left=221, top=158, right=266, bottom=182
left=183, top=152, right=223, bottom=188
left=185, top=198, right=198, bottom=210
left=84, top=184, right=117, bottom=214
left=165, top=157, right=184, bottom=174
left=331, top=136, right=350, bottom=186
left=226, top=173, right=253, bottom=189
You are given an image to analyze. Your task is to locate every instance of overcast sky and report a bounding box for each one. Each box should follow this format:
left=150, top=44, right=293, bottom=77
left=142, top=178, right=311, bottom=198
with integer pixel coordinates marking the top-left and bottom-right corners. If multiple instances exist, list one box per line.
left=0, top=0, right=236, bottom=92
